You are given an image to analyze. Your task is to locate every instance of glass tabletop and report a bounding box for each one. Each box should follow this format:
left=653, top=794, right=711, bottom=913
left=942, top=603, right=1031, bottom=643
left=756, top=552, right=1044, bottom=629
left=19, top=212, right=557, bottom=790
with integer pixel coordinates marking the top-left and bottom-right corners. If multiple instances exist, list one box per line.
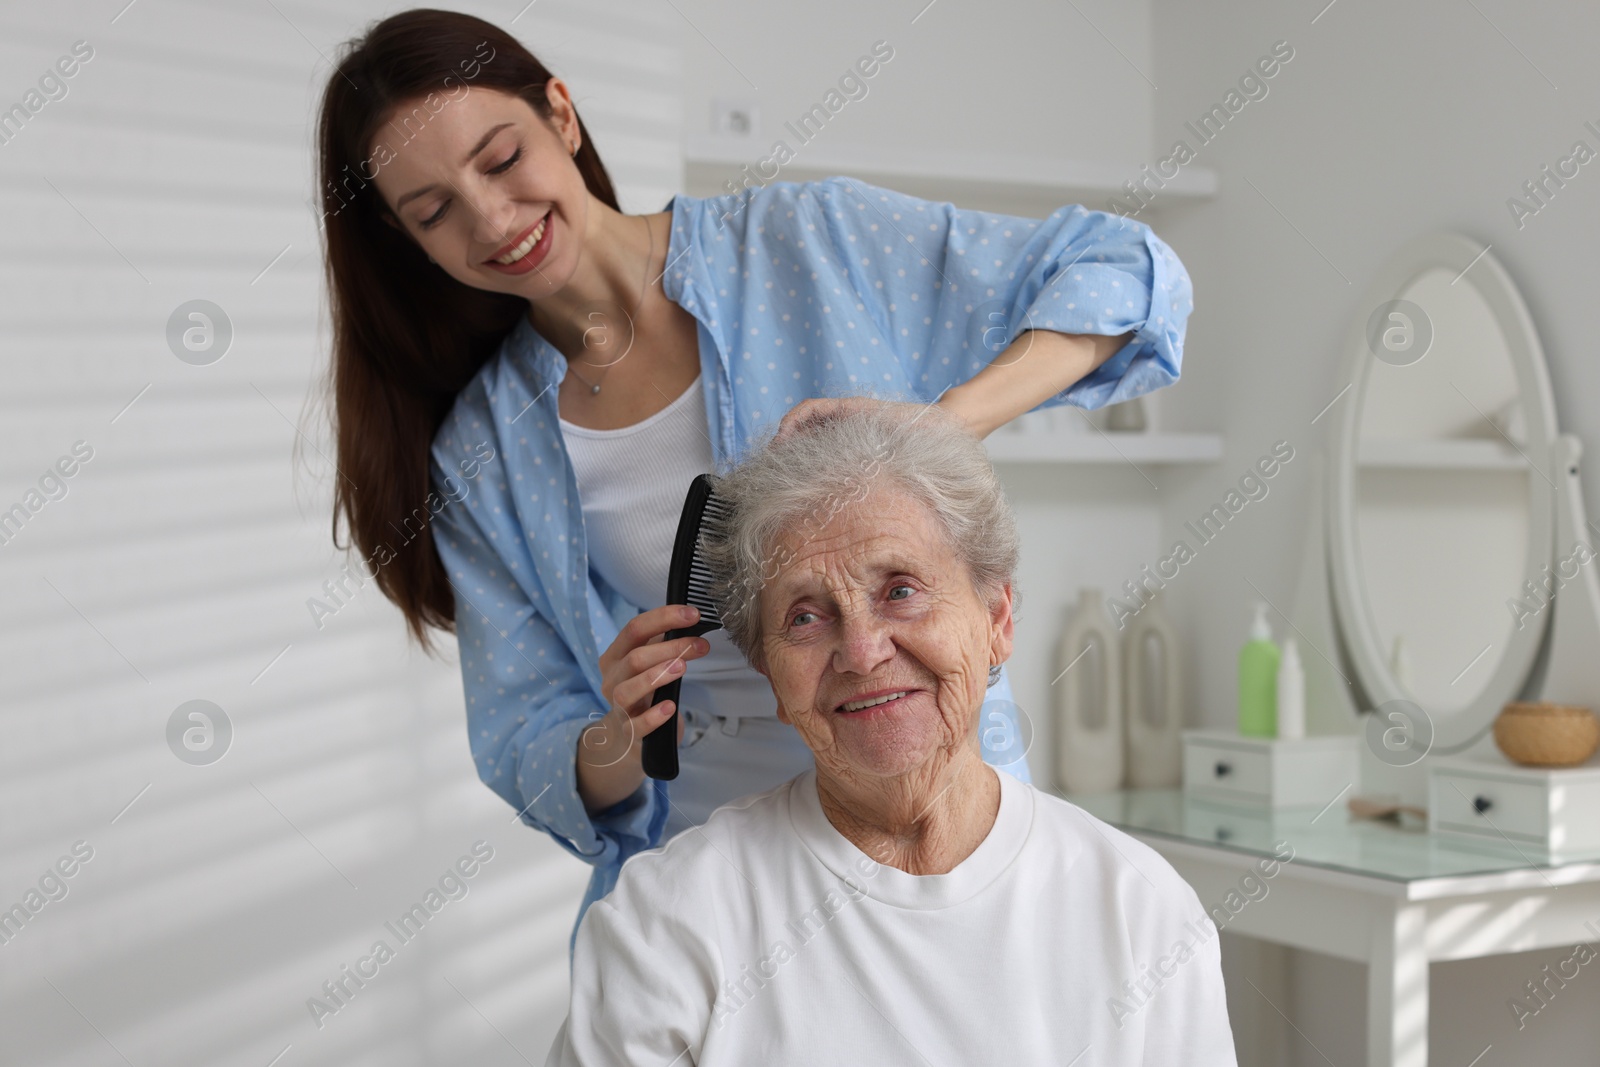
left=1062, top=788, right=1600, bottom=884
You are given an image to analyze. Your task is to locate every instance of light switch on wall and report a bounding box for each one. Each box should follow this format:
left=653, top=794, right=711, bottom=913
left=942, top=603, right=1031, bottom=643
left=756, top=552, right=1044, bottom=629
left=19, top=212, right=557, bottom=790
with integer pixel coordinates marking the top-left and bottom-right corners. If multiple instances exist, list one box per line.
left=710, top=97, right=760, bottom=138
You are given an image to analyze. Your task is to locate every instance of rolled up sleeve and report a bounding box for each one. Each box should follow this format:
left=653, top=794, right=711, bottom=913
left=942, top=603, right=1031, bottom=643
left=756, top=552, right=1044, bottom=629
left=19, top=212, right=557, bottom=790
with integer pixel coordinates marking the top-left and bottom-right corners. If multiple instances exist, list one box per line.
left=1015, top=207, right=1192, bottom=410
left=813, top=175, right=1194, bottom=413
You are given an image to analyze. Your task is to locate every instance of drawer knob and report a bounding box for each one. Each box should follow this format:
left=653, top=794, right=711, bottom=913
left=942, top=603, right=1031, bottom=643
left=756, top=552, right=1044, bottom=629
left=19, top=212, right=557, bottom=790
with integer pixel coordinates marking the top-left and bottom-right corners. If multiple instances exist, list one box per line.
left=1472, top=795, right=1493, bottom=815
left=1214, top=760, right=1232, bottom=778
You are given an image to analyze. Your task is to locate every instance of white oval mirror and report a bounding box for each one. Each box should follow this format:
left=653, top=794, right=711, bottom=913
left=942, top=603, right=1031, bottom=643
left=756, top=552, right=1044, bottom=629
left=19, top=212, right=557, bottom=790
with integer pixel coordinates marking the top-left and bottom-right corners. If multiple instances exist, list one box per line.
left=1327, top=233, right=1560, bottom=751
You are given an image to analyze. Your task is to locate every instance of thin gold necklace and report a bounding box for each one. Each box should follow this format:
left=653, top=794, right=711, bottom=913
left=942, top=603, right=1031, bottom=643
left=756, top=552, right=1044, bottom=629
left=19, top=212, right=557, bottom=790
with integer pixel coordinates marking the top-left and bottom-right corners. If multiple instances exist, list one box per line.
left=565, top=214, right=655, bottom=396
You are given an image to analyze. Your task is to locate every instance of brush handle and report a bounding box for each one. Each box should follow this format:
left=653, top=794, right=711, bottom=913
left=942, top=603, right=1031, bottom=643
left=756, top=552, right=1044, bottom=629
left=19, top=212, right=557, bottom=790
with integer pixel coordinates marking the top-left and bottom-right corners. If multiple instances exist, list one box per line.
left=643, top=619, right=722, bottom=780
left=642, top=624, right=699, bottom=781
left=643, top=675, right=681, bottom=780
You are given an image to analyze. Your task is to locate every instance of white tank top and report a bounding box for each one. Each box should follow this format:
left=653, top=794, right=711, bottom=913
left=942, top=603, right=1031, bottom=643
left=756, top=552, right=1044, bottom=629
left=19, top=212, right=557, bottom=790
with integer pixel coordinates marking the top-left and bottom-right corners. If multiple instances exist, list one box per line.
left=558, top=374, right=778, bottom=722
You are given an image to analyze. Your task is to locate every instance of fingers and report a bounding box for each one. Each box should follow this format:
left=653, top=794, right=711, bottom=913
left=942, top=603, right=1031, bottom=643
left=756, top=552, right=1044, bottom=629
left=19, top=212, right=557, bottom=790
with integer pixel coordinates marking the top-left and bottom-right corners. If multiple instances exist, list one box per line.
left=578, top=696, right=677, bottom=771
left=602, top=604, right=701, bottom=676
left=602, top=694, right=675, bottom=745
left=625, top=634, right=706, bottom=679
left=614, top=636, right=709, bottom=713
left=778, top=396, right=887, bottom=441
left=634, top=647, right=686, bottom=701
left=617, top=603, right=699, bottom=647
left=642, top=696, right=678, bottom=734
left=778, top=399, right=822, bottom=438
left=599, top=608, right=705, bottom=712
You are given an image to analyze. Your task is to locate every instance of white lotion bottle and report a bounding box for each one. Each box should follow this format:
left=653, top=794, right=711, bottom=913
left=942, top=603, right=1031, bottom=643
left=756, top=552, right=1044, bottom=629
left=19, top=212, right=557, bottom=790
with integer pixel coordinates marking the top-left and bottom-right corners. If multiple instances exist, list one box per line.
left=1055, top=588, right=1124, bottom=794
left=1276, top=635, right=1306, bottom=740
left=1123, top=588, right=1183, bottom=787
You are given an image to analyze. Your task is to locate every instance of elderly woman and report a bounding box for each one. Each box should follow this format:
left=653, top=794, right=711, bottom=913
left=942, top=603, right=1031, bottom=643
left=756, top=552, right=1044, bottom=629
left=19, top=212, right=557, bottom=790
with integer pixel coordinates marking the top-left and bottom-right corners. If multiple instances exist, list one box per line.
left=545, top=403, right=1237, bottom=1066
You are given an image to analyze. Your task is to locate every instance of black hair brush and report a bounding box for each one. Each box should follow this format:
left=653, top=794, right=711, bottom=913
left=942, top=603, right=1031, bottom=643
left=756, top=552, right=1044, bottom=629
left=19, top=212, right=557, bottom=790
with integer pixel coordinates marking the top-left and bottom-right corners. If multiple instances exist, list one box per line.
left=644, top=473, right=732, bottom=780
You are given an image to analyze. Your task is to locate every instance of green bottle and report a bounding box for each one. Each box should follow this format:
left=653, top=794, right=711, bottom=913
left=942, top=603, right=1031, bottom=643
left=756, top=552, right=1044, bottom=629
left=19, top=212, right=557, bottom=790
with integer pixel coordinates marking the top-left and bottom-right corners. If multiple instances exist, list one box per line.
left=1237, top=601, right=1280, bottom=737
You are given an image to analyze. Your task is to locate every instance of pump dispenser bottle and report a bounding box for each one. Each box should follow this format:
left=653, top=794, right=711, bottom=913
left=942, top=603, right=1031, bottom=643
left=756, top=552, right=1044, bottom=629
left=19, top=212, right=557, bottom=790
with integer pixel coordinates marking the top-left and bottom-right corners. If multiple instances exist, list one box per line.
left=1237, top=602, right=1280, bottom=737
left=1276, top=636, right=1306, bottom=740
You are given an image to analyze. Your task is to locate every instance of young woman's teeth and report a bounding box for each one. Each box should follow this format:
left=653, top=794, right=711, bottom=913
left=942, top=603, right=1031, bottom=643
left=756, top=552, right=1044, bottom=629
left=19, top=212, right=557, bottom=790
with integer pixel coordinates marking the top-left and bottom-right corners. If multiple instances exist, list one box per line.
left=495, top=215, right=547, bottom=265
left=841, top=691, right=907, bottom=712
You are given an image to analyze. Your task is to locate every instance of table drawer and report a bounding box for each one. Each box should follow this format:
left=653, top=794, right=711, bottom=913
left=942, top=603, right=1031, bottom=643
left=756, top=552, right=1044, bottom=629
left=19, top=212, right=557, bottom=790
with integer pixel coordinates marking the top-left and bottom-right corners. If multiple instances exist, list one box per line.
left=1184, top=741, right=1271, bottom=800
left=1182, top=728, right=1358, bottom=808
left=1430, top=772, right=1549, bottom=842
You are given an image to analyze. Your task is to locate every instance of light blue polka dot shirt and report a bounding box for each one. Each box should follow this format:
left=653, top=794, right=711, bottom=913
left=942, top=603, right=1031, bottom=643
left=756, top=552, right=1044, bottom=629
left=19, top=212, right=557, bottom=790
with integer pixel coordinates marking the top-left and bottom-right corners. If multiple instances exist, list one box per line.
left=427, top=176, right=1193, bottom=952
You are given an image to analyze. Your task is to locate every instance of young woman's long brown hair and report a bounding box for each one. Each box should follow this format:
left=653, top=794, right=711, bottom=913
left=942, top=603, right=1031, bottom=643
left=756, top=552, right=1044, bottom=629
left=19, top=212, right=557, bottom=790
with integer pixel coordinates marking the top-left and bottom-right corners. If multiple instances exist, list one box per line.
left=316, top=8, right=619, bottom=652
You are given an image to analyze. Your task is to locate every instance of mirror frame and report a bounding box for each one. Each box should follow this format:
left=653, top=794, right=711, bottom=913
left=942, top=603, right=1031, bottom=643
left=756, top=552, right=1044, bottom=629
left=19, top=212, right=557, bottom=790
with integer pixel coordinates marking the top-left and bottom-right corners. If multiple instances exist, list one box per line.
left=1327, top=232, right=1560, bottom=751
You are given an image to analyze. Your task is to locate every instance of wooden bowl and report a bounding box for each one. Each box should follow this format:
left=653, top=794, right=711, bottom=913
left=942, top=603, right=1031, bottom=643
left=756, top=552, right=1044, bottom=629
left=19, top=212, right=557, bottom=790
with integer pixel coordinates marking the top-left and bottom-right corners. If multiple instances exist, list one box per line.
left=1492, top=702, right=1600, bottom=767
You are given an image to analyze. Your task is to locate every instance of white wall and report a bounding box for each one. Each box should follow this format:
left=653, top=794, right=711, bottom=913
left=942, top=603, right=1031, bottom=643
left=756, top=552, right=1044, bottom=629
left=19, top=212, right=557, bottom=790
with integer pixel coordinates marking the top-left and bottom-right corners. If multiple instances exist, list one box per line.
left=677, top=0, right=1153, bottom=189
left=0, top=2, right=676, bottom=1064
left=1150, top=1, right=1600, bottom=1062
left=677, top=0, right=1158, bottom=223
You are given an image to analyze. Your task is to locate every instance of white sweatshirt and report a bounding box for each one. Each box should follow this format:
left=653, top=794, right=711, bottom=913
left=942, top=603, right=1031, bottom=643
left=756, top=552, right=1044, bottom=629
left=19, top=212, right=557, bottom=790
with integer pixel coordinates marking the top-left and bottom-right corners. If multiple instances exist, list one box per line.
left=545, top=767, right=1238, bottom=1066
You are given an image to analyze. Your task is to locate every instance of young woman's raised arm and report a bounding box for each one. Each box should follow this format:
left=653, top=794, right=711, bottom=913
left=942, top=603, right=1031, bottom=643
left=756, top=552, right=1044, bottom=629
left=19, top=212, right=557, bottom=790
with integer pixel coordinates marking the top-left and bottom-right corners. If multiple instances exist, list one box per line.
left=777, top=175, right=1194, bottom=438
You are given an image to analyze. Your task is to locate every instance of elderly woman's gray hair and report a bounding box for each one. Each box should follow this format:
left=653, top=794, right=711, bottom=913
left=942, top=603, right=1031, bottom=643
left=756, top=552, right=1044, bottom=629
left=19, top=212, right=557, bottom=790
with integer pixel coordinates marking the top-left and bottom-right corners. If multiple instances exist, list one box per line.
left=702, top=400, right=1021, bottom=673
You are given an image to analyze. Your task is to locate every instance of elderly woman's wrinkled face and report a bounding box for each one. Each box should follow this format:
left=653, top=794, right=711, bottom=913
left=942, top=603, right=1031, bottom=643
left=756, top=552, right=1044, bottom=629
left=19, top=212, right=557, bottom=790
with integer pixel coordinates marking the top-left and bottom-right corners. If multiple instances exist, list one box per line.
left=756, top=485, right=1013, bottom=784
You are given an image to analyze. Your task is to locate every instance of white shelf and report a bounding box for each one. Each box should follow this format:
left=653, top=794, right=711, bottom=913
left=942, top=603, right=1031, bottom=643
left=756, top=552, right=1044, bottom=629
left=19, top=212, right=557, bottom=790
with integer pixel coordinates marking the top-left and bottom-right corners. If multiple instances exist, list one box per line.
left=984, top=430, right=1222, bottom=465
left=684, top=138, right=1218, bottom=217
left=1358, top=437, right=1529, bottom=470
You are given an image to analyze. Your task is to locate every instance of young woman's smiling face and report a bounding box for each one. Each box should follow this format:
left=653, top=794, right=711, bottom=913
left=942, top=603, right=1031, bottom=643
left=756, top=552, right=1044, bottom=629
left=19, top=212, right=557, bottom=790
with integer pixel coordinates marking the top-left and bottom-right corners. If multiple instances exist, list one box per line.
left=369, top=82, right=589, bottom=297
left=756, top=485, right=1014, bottom=786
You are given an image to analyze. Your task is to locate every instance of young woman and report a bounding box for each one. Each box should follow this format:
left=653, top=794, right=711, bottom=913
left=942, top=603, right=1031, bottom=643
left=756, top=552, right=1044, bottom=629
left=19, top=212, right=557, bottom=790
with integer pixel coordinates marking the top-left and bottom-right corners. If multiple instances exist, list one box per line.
left=315, top=9, right=1193, bottom=953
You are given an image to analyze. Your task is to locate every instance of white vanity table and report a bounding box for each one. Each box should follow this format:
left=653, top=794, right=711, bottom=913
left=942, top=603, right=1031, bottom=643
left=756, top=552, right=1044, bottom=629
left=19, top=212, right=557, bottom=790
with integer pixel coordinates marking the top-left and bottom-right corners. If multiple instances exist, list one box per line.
left=1055, top=231, right=1600, bottom=1065
left=1067, top=788, right=1600, bottom=1067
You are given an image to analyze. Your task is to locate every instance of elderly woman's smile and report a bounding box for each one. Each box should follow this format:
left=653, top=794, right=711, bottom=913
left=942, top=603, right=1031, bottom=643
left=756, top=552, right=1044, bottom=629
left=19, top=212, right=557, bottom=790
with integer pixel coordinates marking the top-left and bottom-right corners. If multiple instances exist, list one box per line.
left=758, top=486, right=1009, bottom=784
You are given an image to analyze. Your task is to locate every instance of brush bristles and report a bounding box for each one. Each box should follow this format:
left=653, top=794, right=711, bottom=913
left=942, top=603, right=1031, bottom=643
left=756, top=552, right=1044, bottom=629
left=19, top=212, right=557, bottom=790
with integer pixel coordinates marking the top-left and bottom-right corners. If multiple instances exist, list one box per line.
left=681, top=489, right=731, bottom=626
